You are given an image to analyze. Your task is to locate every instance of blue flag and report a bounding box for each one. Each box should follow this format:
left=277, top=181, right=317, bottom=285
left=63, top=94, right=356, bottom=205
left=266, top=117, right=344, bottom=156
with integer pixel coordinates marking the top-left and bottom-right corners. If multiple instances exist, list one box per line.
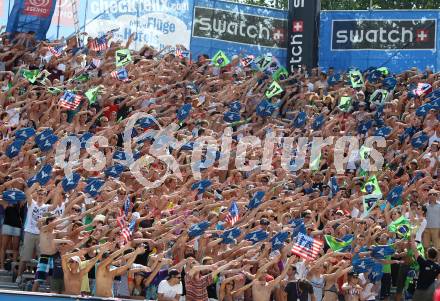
left=330, top=177, right=339, bottom=197
left=245, top=230, right=268, bottom=244
left=15, top=127, right=35, bottom=141
left=84, top=179, right=105, bottom=197
left=35, top=164, right=52, bottom=186
left=328, top=74, right=341, bottom=86
left=248, top=191, right=265, bottom=209
left=113, top=150, right=127, bottom=161
left=6, top=139, right=25, bottom=158
left=271, top=231, right=289, bottom=250
left=290, top=218, right=306, bottom=238
left=352, top=256, right=376, bottom=273
left=177, top=103, right=192, bottom=121
left=430, top=97, right=440, bottom=110
left=386, top=185, right=404, bottom=207
left=382, top=77, right=397, bottom=90
left=223, top=111, right=241, bottom=123
left=411, top=133, right=429, bottom=148
left=2, top=189, right=26, bottom=203
left=180, top=141, right=195, bottom=151
left=371, top=245, right=395, bottom=259
left=136, top=116, right=156, bottom=128
left=312, top=114, right=325, bottom=130
left=191, top=179, right=212, bottom=194
left=367, top=70, right=382, bottom=83
left=426, top=88, right=440, bottom=100
left=357, top=120, right=373, bottom=135
left=79, top=132, right=93, bottom=148
left=229, top=101, right=241, bottom=112
left=293, top=111, right=307, bottom=128
left=369, top=262, right=384, bottom=283
left=256, top=99, right=276, bottom=117
left=374, top=127, right=392, bottom=138
left=416, top=103, right=433, bottom=117
left=399, top=126, right=416, bottom=143
left=221, top=227, right=241, bottom=244
left=62, top=172, right=81, bottom=192
left=188, top=221, right=210, bottom=238
left=35, top=129, right=58, bottom=152
left=105, top=164, right=125, bottom=178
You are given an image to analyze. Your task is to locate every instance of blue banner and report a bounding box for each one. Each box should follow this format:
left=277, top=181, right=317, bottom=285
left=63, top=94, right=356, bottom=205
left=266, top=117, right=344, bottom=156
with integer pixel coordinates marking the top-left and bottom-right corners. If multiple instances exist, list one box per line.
left=191, top=0, right=288, bottom=63
left=319, top=10, right=440, bottom=73
left=6, top=0, right=58, bottom=40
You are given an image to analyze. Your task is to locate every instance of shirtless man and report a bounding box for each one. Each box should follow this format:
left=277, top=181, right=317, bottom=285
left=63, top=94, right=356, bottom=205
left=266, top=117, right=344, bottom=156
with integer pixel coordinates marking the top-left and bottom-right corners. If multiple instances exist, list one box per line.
left=32, top=213, right=74, bottom=291
left=232, top=255, right=296, bottom=301
left=95, top=244, right=145, bottom=297
left=61, top=242, right=111, bottom=295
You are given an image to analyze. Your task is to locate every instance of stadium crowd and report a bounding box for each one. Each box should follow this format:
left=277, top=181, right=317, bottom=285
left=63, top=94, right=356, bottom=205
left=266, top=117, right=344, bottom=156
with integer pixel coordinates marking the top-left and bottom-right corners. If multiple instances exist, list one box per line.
left=0, top=29, right=439, bottom=301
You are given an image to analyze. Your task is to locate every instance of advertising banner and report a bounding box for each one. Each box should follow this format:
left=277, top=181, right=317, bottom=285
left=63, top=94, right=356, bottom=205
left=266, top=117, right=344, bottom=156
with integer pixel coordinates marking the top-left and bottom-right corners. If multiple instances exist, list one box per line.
left=320, top=10, right=440, bottom=73
left=84, top=0, right=194, bottom=51
left=191, top=0, right=288, bottom=65
left=286, top=0, right=320, bottom=73
left=6, top=0, right=58, bottom=40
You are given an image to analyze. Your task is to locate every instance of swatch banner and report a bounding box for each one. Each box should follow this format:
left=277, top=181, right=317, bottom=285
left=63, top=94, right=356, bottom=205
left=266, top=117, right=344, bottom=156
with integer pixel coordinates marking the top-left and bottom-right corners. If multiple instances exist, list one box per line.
left=320, top=10, right=440, bottom=73
left=286, top=0, right=320, bottom=73
left=84, top=0, right=194, bottom=51
left=191, top=0, right=288, bottom=64
left=6, top=0, right=58, bottom=40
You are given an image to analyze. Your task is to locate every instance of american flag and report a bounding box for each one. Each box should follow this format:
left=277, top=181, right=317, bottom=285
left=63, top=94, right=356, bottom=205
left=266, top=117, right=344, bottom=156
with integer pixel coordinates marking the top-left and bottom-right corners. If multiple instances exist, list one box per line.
left=117, top=208, right=132, bottom=244
left=111, top=68, right=129, bottom=82
left=225, top=201, right=239, bottom=226
left=291, top=233, right=323, bottom=261
left=89, top=36, right=108, bottom=52
left=48, top=45, right=65, bottom=57
left=414, top=83, right=432, bottom=96
left=59, top=91, right=82, bottom=110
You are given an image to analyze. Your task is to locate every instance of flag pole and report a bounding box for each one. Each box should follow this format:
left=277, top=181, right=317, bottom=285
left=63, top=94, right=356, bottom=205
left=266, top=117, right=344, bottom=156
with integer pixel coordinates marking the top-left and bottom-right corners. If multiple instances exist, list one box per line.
left=56, top=0, right=62, bottom=39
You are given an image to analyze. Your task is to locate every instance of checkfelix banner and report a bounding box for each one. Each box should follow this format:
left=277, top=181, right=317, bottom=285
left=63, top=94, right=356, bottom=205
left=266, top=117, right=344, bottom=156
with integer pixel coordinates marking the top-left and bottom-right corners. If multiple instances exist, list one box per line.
left=320, top=10, right=440, bottom=72
left=286, top=0, right=320, bottom=72
left=6, top=0, right=58, bottom=40
left=191, top=0, right=288, bottom=64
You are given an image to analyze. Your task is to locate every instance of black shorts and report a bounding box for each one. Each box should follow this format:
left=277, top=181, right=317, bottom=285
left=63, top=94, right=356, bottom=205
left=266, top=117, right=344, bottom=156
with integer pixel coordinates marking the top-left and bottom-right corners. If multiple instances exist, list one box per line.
left=380, top=273, right=392, bottom=299
left=396, top=264, right=410, bottom=293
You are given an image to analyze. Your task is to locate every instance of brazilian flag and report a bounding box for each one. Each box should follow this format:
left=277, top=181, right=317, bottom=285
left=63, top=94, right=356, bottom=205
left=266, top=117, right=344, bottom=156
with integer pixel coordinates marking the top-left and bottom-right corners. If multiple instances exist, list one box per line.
left=388, top=216, right=411, bottom=239
left=362, top=175, right=382, bottom=195
left=324, top=235, right=353, bottom=252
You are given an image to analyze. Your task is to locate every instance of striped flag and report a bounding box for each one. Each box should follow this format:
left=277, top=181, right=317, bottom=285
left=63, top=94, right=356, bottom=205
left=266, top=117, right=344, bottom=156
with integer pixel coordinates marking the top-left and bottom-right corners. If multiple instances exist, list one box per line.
left=89, top=36, right=108, bottom=52
left=292, top=233, right=323, bottom=261
left=117, top=208, right=132, bottom=243
left=59, top=91, right=82, bottom=110
left=48, top=45, right=65, bottom=57
left=111, top=68, right=129, bottom=82
left=225, top=201, right=239, bottom=226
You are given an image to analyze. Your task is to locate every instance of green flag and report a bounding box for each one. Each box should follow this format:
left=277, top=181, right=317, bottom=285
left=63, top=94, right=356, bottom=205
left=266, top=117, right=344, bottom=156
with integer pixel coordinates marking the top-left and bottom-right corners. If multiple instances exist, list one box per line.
left=273, top=66, right=289, bottom=81
left=265, top=81, right=283, bottom=98
left=349, top=70, right=364, bottom=88
left=85, top=86, right=102, bottom=104
left=47, top=87, right=63, bottom=95
left=22, top=69, right=40, bottom=83
left=324, top=235, right=353, bottom=252
left=338, top=96, right=352, bottom=112
left=212, top=50, right=230, bottom=67
left=362, top=175, right=382, bottom=195
left=388, top=216, right=411, bottom=239
left=115, top=49, right=132, bottom=67
left=255, top=55, right=272, bottom=71
left=73, top=73, right=90, bottom=83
